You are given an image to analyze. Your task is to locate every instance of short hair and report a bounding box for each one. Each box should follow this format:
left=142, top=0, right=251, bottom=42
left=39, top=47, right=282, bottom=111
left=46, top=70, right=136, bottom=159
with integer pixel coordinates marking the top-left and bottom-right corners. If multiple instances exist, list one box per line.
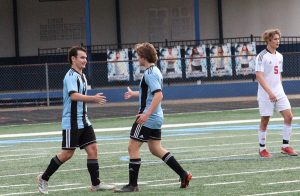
left=135, top=42, right=158, bottom=63
left=68, top=46, right=87, bottom=65
left=262, top=29, right=281, bottom=43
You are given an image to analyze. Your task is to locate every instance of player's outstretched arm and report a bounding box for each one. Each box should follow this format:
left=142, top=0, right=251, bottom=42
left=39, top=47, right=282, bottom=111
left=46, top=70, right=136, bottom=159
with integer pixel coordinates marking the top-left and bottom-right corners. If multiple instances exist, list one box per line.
left=70, top=92, right=107, bottom=104
left=124, top=86, right=139, bottom=100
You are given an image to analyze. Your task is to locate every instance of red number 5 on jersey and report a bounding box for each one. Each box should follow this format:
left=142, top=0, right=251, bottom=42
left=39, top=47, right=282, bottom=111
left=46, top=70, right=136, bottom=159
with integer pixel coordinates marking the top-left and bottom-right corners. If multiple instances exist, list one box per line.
left=274, top=66, right=279, bottom=74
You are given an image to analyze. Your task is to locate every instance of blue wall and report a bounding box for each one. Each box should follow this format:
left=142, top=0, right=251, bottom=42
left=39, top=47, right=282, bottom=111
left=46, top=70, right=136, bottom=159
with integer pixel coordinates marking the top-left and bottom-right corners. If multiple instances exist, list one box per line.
left=1, top=80, right=299, bottom=103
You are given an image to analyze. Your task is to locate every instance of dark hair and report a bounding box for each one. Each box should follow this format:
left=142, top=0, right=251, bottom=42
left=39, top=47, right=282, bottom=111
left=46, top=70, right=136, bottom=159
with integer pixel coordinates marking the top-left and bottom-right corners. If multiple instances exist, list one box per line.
left=135, top=42, right=158, bottom=63
left=68, top=46, right=87, bottom=65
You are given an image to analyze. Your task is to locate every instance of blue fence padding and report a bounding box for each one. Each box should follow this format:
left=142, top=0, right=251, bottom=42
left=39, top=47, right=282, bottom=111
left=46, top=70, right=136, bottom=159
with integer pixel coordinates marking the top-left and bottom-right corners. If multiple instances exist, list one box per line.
left=1, top=81, right=299, bottom=102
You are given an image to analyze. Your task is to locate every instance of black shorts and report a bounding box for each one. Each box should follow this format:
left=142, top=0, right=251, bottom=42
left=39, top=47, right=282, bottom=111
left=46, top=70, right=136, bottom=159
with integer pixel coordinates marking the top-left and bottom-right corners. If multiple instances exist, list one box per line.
left=62, top=125, right=97, bottom=150
left=130, top=122, right=161, bottom=142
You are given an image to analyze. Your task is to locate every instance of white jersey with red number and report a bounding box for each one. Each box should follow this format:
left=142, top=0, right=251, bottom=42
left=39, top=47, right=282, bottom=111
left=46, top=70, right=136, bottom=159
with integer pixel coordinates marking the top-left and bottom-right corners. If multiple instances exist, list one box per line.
left=255, top=49, right=286, bottom=101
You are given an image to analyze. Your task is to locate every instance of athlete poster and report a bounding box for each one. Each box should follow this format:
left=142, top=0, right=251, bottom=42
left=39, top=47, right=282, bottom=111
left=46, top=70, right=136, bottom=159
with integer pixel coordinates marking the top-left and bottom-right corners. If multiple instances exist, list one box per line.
left=107, top=49, right=130, bottom=81
left=185, top=45, right=207, bottom=78
left=132, top=49, right=146, bottom=81
left=209, top=43, right=232, bottom=77
left=234, top=42, right=256, bottom=76
left=159, top=46, right=182, bottom=79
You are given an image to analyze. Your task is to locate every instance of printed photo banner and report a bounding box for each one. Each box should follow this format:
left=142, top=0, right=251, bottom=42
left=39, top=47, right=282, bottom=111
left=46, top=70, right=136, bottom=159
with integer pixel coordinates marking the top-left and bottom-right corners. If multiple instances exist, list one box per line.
left=132, top=49, right=146, bottom=81
left=209, top=43, right=232, bottom=77
left=159, top=46, right=182, bottom=79
left=234, top=42, right=256, bottom=76
left=185, top=45, right=208, bottom=78
left=107, top=49, right=130, bottom=81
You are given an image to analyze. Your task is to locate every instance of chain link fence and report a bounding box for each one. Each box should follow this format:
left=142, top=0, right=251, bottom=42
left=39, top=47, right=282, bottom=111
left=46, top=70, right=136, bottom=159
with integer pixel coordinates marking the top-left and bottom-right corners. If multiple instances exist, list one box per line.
left=1, top=51, right=300, bottom=107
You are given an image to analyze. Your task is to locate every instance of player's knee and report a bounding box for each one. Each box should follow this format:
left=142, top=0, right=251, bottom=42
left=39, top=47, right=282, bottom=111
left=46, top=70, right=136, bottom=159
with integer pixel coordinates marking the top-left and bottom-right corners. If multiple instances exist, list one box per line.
left=58, top=151, right=74, bottom=162
left=284, top=114, right=293, bottom=123
left=128, top=145, right=138, bottom=156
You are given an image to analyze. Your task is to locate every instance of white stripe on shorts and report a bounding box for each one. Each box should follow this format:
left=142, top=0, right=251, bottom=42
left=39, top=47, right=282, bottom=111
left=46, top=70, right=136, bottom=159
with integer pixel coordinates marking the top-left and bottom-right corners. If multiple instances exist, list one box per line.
left=133, top=124, right=142, bottom=139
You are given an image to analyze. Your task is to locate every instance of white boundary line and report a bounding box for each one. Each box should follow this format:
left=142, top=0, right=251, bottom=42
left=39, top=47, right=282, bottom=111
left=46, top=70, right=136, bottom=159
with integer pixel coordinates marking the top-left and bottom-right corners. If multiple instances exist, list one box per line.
left=261, top=180, right=300, bottom=185
left=1, top=117, right=300, bottom=139
left=242, top=189, right=300, bottom=196
left=204, top=181, right=245, bottom=186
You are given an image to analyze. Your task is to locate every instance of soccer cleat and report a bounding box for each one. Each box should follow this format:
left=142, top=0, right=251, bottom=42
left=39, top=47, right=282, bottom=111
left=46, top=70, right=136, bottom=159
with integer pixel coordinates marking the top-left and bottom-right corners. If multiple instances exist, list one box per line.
left=259, top=149, right=272, bottom=158
left=180, top=172, right=192, bottom=188
left=281, top=147, right=298, bottom=156
left=89, top=182, right=116, bottom=192
left=114, top=184, right=139, bottom=193
left=36, top=174, right=49, bottom=194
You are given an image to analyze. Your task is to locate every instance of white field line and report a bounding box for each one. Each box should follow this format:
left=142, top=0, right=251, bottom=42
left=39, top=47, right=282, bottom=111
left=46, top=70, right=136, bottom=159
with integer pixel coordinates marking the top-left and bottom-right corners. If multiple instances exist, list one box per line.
left=0, top=130, right=291, bottom=154
left=0, top=141, right=293, bottom=163
left=0, top=184, right=30, bottom=188
left=261, top=180, right=300, bottom=185
left=242, top=189, right=300, bottom=196
left=0, top=153, right=48, bottom=158
left=0, top=186, right=88, bottom=196
left=0, top=156, right=47, bottom=162
left=149, top=182, right=180, bottom=187
left=0, top=183, right=81, bottom=189
left=1, top=117, right=299, bottom=139
left=204, top=181, right=245, bottom=186
left=1, top=135, right=299, bottom=159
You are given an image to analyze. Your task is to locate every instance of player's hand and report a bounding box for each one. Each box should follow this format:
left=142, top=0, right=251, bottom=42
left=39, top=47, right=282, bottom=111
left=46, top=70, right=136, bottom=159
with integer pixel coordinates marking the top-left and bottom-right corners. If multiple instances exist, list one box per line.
left=269, top=93, right=277, bottom=102
left=136, top=113, right=149, bottom=124
left=124, top=86, right=133, bottom=100
left=94, top=93, right=107, bottom=104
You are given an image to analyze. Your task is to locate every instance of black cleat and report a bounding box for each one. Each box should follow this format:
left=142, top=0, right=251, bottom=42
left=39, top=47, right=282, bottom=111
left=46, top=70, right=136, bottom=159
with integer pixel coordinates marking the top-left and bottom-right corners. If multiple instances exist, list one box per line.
left=114, top=184, right=139, bottom=193
left=180, top=172, right=192, bottom=188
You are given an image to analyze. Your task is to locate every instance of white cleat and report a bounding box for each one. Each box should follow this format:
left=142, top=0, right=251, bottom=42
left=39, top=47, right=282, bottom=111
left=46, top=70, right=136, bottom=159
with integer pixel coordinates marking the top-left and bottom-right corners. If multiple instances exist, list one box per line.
left=89, top=182, right=116, bottom=191
left=36, top=174, right=49, bottom=194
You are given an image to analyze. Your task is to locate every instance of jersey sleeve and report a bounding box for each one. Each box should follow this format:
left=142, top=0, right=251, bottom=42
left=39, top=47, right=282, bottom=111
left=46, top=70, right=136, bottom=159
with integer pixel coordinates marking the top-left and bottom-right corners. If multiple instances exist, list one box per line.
left=65, top=75, right=78, bottom=95
left=255, top=55, right=264, bottom=72
left=145, top=72, right=162, bottom=95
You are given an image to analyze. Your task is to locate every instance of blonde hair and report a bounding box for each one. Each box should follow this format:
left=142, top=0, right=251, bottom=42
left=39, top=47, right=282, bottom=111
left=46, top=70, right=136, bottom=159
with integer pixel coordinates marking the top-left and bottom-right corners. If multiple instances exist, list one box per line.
left=135, top=42, right=158, bottom=63
left=262, top=29, right=281, bottom=43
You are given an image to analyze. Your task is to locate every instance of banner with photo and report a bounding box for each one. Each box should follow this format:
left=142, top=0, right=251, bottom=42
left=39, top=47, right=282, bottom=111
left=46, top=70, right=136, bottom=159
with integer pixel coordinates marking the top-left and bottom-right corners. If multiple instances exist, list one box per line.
left=159, top=46, right=182, bottom=79
left=234, top=42, right=256, bottom=76
left=107, top=49, right=130, bottom=81
left=132, top=49, right=146, bottom=81
left=185, top=45, right=207, bottom=78
left=209, top=43, right=232, bottom=77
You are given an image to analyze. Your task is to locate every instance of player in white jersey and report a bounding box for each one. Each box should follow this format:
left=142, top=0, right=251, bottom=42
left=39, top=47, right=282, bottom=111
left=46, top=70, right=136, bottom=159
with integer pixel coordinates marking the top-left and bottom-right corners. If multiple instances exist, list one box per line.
left=255, top=29, right=297, bottom=158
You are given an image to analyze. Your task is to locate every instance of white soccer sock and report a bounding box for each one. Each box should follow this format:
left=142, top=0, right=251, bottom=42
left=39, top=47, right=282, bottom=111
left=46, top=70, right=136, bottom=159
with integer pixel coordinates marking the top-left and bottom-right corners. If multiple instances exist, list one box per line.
left=282, top=124, right=292, bottom=148
left=258, top=130, right=267, bottom=151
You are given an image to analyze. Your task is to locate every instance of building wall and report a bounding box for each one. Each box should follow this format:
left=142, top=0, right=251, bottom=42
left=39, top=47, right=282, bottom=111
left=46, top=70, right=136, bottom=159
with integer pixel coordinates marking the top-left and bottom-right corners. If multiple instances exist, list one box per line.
left=1, top=0, right=300, bottom=57
left=0, top=0, right=15, bottom=57
left=222, top=0, right=300, bottom=37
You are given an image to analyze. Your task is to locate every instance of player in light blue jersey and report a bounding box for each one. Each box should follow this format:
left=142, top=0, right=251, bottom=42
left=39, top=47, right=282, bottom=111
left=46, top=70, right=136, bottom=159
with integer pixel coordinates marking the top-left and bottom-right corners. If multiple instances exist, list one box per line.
left=115, top=43, right=192, bottom=193
left=36, top=46, right=115, bottom=194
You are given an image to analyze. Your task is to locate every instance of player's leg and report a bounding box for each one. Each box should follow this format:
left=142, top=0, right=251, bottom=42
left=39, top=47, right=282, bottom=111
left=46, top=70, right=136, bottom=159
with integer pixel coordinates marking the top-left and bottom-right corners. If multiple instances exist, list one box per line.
left=277, top=98, right=297, bottom=156
left=147, top=130, right=192, bottom=188
left=37, top=129, right=77, bottom=194
left=115, top=122, right=143, bottom=192
left=80, top=126, right=115, bottom=191
left=258, top=100, right=274, bottom=158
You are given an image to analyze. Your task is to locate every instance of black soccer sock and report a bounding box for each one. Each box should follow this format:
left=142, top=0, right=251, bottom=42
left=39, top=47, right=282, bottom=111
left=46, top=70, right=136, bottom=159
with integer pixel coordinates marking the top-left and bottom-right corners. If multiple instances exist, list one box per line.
left=162, top=152, right=186, bottom=178
left=129, top=158, right=141, bottom=186
left=42, top=155, right=63, bottom=181
left=87, top=159, right=101, bottom=186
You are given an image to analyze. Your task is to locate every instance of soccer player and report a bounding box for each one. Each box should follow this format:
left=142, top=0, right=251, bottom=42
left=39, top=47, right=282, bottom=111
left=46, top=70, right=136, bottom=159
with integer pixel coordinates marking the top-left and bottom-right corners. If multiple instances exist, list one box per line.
left=255, top=29, right=298, bottom=158
left=36, top=46, right=115, bottom=194
left=114, top=42, right=192, bottom=192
